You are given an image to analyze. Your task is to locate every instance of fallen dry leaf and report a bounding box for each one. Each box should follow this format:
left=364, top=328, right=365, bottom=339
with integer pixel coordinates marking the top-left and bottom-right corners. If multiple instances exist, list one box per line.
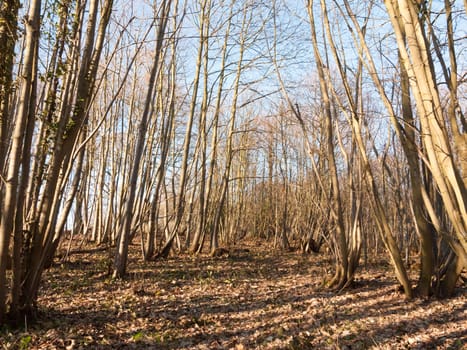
left=1, top=242, right=465, bottom=349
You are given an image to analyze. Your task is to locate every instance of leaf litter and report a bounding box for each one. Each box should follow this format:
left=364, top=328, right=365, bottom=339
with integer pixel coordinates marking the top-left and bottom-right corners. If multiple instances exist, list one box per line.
left=1, top=242, right=465, bottom=349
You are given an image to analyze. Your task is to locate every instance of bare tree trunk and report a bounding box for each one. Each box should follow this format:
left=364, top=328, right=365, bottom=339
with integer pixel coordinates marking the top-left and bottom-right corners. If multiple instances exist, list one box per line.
left=437, top=0, right=467, bottom=186
left=385, top=0, right=467, bottom=260
left=398, top=53, right=435, bottom=297
left=210, top=1, right=249, bottom=255
left=382, top=0, right=467, bottom=295
left=0, top=0, right=41, bottom=322
left=11, top=36, right=40, bottom=316
left=145, top=3, right=179, bottom=259
left=21, top=0, right=114, bottom=313
left=159, top=0, right=207, bottom=258
left=308, top=1, right=348, bottom=288
left=305, top=0, right=412, bottom=297
left=113, top=0, right=171, bottom=277
left=190, top=0, right=212, bottom=253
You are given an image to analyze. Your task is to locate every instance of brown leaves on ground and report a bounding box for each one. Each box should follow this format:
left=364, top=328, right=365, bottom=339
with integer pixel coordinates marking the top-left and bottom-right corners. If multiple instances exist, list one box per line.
left=1, top=243, right=466, bottom=349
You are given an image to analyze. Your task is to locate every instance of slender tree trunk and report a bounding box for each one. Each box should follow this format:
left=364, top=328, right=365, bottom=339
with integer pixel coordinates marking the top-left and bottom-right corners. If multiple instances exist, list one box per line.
left=113, top=0, right=171, bottom=277
left=159, top=0, right=207, bottom=257
left=21, top=0, right=114, bottom=312
left=11, top=34, right=40, bottom=317
left=384, top=0, right=467, bottom=292
left=304, top=0, right=348, bottom=289
left=211, top=1, right=248, bottom=255
left=398, top=53, right=435, bottom=296
left=191, top=0, right=211, bottom=253
left=0, top=0, right=41, bottom=322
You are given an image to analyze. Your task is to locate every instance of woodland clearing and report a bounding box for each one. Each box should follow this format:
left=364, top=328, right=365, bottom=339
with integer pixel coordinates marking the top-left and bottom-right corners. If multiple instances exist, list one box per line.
left=1, top=242, right=466, bottom=349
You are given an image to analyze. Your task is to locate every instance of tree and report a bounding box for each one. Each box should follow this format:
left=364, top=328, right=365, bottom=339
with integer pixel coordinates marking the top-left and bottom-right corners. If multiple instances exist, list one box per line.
left=339, top=0, right=466, bottom=296
left=113, top=0, right=173, bottom=277
left=383, top=0, right=467, bottom=295
left=0, top=0, right=116, bottom=322
left=0, top=0, right=39, bottom=322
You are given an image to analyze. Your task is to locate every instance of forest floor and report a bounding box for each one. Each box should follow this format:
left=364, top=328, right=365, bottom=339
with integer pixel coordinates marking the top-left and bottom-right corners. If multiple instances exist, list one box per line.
left=1, top=241, right=466, bottom=349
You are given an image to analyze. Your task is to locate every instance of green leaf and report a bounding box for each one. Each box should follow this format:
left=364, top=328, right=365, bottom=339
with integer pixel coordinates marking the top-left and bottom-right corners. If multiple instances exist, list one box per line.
left=19, top=335, right=32, bottom=350
left=132, top=331, right=144, bottom=342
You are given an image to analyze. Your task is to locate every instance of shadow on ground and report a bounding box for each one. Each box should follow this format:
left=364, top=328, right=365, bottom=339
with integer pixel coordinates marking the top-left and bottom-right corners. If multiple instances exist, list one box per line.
left=1, top=246, right=465, bottom=349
